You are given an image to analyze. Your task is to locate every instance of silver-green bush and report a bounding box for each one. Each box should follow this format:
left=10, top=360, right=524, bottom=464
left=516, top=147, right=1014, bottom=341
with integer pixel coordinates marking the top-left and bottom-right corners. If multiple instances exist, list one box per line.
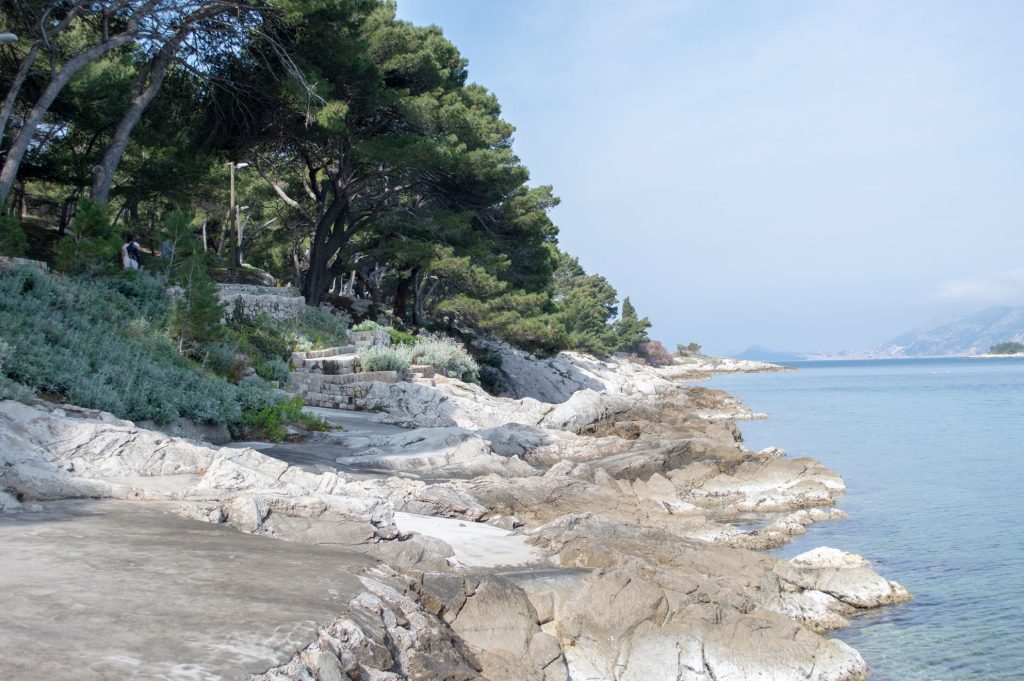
left=0, top=339, right=33, bottom=403
left=409, top=334, right=479, bottom=382
left=357, top=345, right=411, bottom=373
left=0, top=267, right=242, bottom=424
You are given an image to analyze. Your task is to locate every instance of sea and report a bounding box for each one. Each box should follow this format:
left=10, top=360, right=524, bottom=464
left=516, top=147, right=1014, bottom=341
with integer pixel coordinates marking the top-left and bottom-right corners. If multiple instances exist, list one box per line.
left=707, top=358, right=1024, bottom=681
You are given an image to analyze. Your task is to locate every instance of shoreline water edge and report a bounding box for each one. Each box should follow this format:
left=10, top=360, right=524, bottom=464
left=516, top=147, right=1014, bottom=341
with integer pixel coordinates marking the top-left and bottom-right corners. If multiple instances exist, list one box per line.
left=0, top=344, right=910, bottom=680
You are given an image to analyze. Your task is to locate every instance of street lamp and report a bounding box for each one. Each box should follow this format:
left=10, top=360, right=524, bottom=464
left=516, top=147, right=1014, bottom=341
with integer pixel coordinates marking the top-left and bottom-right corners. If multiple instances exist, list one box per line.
left=0, top=33, right=18, bottom=44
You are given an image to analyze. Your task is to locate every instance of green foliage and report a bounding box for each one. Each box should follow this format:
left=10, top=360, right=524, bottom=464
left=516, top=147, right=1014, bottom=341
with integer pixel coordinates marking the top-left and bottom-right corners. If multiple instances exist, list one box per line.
left=255, top=357, right=291, bottom=384
left=615, top=297, right=652, bottom=353
left=2, top=2, right=665, bottom=368
left=202, top=341, right=247, bottom=380
left=677, top=342, right=702, bottom=356
left=236, top=403, right=289, bottom=442
left=229, top=313, right=292, bottom=363
left=168, top=253, right=227, bottom=354
left=352, top=320, right=384, bottom=332
left=357, top=346, right=412, bottom=373
left=53, top=199, right=121, bottom=275
left=290, top=306, right=349, bottom=350
left=552, top=251, right=619, bottom=356
left=0, top=216, right=29, bottom=257
left=226, top=308, right=348, bottom=376
left=0, top=339, right=34, bottom=403
left=236, top=375, right=278, bottom=413
left=386, top=327, right=417, bottom=346
left=990, top=341, right=1024, bottom=354
left=234, top=394, right=331, bottom=443
left=0, top=267, right=240, bottom=424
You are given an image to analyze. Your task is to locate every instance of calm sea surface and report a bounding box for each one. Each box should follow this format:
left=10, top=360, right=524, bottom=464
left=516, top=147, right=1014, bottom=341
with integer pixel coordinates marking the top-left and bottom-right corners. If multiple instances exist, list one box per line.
left=707, top=358, right=1024, bottom=681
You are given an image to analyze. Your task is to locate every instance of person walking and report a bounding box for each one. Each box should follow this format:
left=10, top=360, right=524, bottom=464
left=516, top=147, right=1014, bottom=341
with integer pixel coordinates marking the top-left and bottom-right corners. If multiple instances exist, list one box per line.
left=120, top=233, right=142, bottom=270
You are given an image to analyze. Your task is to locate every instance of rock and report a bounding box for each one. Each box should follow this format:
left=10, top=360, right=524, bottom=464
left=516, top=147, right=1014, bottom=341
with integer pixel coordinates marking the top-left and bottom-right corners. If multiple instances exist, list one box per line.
left=333, top=426, right=540, bottom=478
left=255, top=569, right=482, bottom=681
left=0, top=345, right=908, bottom=681
left=137, top=417, right=232, bottom=445
left=0, top=490, right=20, bottom=512
left=792, top=546, right=870, bottom=569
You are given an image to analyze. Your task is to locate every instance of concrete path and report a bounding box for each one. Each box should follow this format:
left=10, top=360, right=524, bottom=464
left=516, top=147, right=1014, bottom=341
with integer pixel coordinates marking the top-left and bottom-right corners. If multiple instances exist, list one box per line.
left=0, top=500, right=375, bottom=680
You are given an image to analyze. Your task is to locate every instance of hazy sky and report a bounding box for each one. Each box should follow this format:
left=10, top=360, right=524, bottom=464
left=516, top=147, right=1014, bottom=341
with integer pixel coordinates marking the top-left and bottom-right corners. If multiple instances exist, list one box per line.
left=396, top=0, right=1024, bottom=355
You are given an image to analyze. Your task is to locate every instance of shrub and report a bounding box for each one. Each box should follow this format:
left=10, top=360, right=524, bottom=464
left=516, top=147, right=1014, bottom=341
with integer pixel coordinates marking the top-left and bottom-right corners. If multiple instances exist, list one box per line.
left=0, top=266, right=240, bottom=425
left=676, top=342, right=702, bottom=356
left=168, top=253, right=226, bottom=355
left=290, top=306, right=349, bottom=350
left=386, top=327, right=417, bottom=346
left=255, top=357, right=291, bottom=384
left=230, top=313, right=292, bottom=362
left=358, top=345, right=411, bottom=373
left=292, top=309, right=348, bottom=350
left=478, top=365, right=508, bottom=394
left=202, top=342, right=247, bottom=380
left=351, top=320, right=383, bottom=332
left=640, top=340, right=674, bottom=367
left=408, top=334, right=479, bottom=382
left=53, top=198, right=121, bottom=275
left=280, top=396, right=331, bottom=432
left=233, top=395, right=330, bottom=442
left=0, top=339, right=33, bottom=403
left=236, top=375, right=278, bottom=413
left=0, top=215, right=29, bottom=257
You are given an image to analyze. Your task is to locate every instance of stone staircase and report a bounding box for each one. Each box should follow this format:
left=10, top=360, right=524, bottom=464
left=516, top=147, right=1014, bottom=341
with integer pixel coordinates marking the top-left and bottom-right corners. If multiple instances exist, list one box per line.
left=287, top=331, right=401, bottom=410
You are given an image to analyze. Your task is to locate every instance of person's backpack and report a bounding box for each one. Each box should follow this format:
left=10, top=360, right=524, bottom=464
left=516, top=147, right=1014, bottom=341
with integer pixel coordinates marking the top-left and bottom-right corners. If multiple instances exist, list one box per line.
left=127, top=242, right=142, bottom=265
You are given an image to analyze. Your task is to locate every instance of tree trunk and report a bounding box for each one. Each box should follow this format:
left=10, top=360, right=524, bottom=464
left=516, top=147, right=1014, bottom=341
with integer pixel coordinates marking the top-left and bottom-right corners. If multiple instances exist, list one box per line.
left=0, top=1, right=88, bottom=147
left=0, top=42, right=41, bottom=150
left=91, top=29, right=188, bottom=204
left=411, top=267, right=421, bottom=326
left=58, top=189, right=81, bottom=236
left=302, top=235, right=332, bottom=305
left=0, top=0, right=158, bottom=208
left=393, top=270, right=414, bottom=323
left=291, top=247, right=303, bottom=288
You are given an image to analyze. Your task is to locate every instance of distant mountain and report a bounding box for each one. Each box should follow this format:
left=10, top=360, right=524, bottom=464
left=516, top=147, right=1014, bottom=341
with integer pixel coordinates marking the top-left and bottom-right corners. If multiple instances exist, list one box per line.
left=733, top=345, right=808, bottom=362
left=878, top=305, right=1024, bottom=357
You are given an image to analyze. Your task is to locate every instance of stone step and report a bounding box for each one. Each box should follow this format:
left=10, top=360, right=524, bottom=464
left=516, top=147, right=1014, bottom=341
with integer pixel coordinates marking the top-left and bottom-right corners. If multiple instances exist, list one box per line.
left=293, top=345, right=356, bottom=362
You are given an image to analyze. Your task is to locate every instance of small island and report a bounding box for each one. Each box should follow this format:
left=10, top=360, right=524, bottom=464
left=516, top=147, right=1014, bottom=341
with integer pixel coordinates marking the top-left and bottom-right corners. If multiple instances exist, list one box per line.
left=987, top=341, right=1024, bottom=356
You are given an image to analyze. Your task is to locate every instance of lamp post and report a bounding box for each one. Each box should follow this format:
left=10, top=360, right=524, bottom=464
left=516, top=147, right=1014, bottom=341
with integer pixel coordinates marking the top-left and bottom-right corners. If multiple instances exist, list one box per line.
left=228, top=161, right=249, bottom=267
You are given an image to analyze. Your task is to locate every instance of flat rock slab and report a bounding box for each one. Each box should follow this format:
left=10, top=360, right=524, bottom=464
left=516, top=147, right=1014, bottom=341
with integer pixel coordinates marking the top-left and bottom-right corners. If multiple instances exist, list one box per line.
left=395, top=512, right=549, bottom=569
left=0, top=499, right=375, bottom=680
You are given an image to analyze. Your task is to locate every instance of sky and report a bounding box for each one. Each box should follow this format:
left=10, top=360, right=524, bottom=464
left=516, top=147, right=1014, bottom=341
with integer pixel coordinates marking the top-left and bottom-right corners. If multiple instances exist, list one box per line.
left=395, top=0, right=1024, bottom=355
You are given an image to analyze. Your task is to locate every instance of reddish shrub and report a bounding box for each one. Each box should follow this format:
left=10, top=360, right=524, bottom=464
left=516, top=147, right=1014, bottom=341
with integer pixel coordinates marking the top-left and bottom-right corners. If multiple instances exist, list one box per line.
left=640, top=340, right=674, bottom=367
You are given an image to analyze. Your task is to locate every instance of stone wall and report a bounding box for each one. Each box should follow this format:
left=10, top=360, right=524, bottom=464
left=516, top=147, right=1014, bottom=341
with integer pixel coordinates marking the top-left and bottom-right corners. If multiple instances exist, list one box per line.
left=349, top=330, right=390, bottom=349
left=215, top=284, right=305, bottom=321
left=0, top=256, right=48, bottom=273
left=288, top=370, right=400, bottom=409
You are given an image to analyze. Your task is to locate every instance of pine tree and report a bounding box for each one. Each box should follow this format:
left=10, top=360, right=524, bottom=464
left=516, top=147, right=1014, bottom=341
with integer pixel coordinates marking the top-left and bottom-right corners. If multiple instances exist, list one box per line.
left=169, top=253, right=226, bottom=355
left=615, top=297, right=652, bottom=353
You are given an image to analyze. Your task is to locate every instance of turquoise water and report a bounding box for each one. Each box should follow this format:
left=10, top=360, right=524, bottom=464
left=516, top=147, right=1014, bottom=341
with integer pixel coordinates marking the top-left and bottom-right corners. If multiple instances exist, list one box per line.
left=707, top=358, right=1024, bottom=681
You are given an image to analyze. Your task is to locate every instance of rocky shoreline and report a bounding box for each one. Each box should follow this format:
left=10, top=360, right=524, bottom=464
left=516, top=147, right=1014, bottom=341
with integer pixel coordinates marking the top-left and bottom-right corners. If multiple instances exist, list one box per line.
left=0, top=350, right=909, bottom=680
